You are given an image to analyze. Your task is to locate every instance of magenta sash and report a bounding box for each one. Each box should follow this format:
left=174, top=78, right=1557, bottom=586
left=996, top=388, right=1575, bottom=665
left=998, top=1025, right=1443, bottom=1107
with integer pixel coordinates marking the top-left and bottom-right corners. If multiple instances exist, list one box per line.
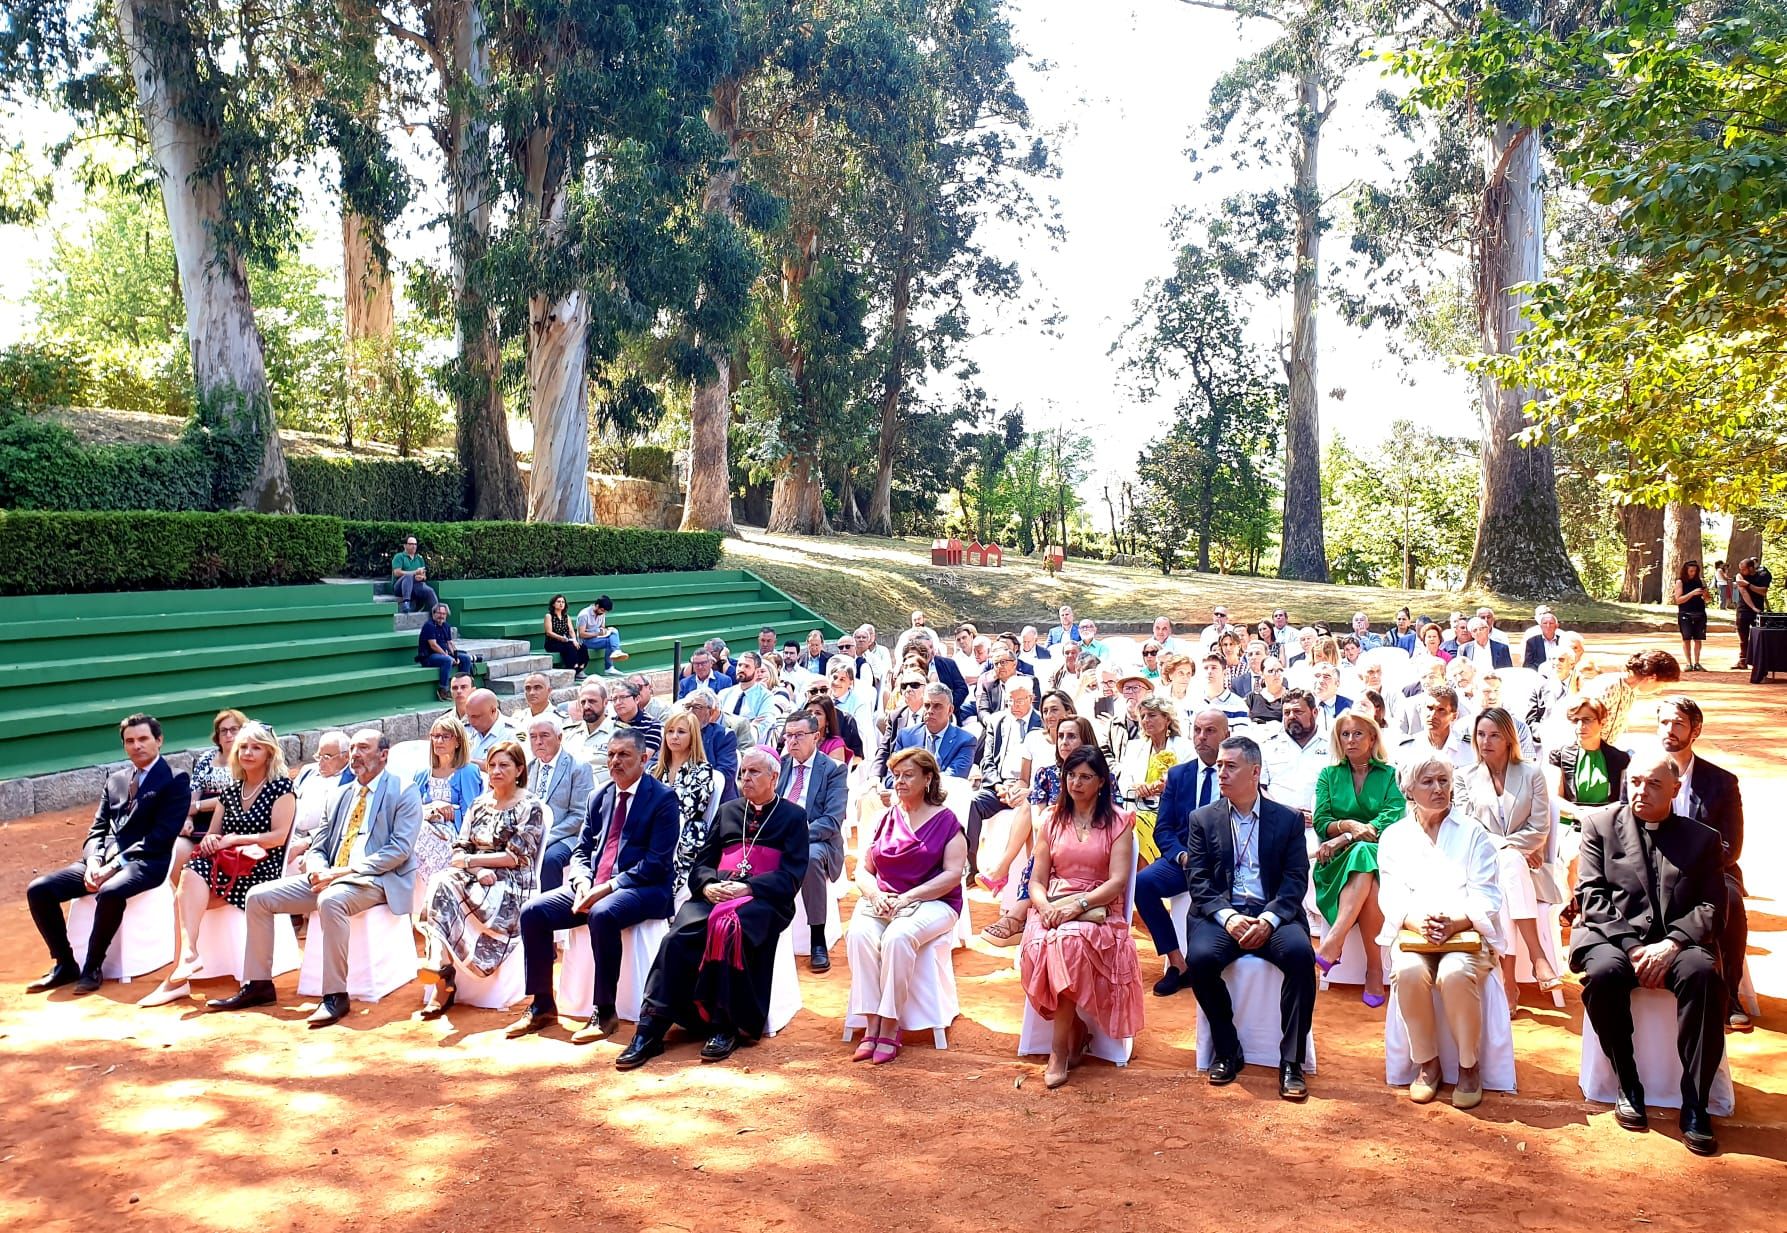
left=701, top=843, right=783, bottom=970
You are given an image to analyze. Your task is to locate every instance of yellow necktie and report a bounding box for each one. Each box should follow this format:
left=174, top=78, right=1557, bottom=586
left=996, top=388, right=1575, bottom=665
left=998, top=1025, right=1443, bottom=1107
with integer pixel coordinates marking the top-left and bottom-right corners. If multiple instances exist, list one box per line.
left=333, top=787, right=370, bottom=869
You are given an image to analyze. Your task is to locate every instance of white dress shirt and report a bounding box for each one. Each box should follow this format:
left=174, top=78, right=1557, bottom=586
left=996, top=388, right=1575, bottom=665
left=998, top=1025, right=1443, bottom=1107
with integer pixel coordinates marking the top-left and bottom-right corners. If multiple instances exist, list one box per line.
left=1375, top=808, right=1507, bottom=953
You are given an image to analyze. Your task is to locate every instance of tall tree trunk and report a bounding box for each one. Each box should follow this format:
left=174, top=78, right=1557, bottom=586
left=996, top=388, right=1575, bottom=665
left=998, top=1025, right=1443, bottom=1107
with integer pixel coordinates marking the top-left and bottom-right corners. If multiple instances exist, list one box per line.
left=1277, top=67, right=1327, bottom=582
left=766, top=454, right=831, bottom=534
left=342, top=210, right=395, bottom=346
left=1618, top=504, right=1665, bottom=603
left=683, top=77, right=742, bottom=535
left=1465, top=119, right=1583, bottom=596
left=118, top=0, right=293, bottom=512
left=1661, top=503, right=1703, bottom=599
left=444, top=0, right=524, bottom=520
left=526, top=286, right=593, bottom=523
left=867, top=214, right=916, bottom=536
left=1727, top=515, right=1763, bottom=569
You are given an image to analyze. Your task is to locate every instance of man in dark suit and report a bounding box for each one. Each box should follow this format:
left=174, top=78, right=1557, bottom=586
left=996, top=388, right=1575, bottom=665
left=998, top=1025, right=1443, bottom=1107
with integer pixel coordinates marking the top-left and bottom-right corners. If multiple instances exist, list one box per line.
left=1135, top=709, right=1228, bottom=996
left=777, top=710, right=849, bottom=971
left=873, top=672, right=928, bottom=781
left=682, top=689, right=739, bottom=803
left=1459, top=617, right=1514, bottom=669
left=26, top=712, right=193, bottom=994
left=1657, top=695, right=1750, bottom=1031
left=509, top=729, right=679, bottom=1042
left=905, top=639, right=969, bottom=719
left=889, top=684, right=976, bottom=779
left=1572, top=750, right=1726, bottom=1155
left=1522, top=607, right=1561, bottom=667
left=1182, top=734, right=1317, bottom=1101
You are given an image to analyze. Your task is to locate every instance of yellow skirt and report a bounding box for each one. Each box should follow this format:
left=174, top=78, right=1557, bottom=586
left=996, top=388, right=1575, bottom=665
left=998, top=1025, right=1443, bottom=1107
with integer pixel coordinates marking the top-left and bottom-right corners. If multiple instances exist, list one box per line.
left=1133, top=809, right=1160, bottom=865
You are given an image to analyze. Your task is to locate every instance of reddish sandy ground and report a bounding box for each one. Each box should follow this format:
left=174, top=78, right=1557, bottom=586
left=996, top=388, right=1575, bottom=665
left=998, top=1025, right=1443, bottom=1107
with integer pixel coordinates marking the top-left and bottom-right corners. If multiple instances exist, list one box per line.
left=1, top=634, right=1783, bottom=1232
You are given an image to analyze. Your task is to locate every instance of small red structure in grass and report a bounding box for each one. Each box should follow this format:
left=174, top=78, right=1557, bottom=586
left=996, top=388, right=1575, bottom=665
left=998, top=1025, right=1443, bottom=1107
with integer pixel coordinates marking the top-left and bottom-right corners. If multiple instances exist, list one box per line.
left=931, top=538, right=953, bottom=566
left=982, top=542, right=1003, bottom=567
left=966, top=539, right=985, bottom=566
left=1045, top=544, right=1064, bottom=574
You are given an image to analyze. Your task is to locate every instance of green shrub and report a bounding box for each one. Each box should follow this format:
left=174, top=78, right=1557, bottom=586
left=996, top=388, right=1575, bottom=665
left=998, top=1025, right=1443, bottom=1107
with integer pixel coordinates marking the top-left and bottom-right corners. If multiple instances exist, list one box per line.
left=0, top=511, right=346, bottom=594
left=1, top=341, right=90, bottom=408
left=342, top=519, right=723, bottom=579
left=290, top=456, right=467, bottom=522
left=625, top=445, right=675, bottom=484
left=88, top=343, right=193, bottom=417
left=0, top=414, right=213, bottom=511
left=588, top=444, right=626, bottom=475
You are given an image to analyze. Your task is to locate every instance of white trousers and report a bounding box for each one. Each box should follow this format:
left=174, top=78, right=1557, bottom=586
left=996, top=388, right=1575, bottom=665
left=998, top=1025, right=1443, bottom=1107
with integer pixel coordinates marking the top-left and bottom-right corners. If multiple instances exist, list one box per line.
left=845, top=899, right=958, bottom=1023
left=1495, top=846, right=1538, bottom=922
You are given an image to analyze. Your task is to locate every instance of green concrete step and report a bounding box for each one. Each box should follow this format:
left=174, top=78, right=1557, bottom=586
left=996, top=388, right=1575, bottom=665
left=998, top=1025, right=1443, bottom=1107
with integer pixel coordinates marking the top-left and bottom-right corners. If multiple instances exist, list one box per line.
left=0, top=583, right=372, bottom=622
left=0, top=602, right=398, bottom=663
left=462, top=599, right=800, bottom=646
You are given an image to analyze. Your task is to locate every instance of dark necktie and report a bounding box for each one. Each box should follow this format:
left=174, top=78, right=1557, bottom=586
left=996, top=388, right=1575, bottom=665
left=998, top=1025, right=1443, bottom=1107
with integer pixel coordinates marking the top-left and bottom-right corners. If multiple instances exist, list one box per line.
left=595, top=790, right=630, bottom=882
left=1199, top=765, right=1216, bottom=808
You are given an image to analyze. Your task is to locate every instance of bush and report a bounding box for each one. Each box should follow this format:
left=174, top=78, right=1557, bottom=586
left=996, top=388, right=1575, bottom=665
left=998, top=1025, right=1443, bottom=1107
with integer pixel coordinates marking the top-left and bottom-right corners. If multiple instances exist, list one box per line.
left=0, top=511, right=346, bottom=594
left=1, top=341, right=90, bottom=408
left=342, top=519, right=724, bottom=579
left=625, top=445, right=674, bottom=484
left=87, top=343, right=193, bottom=417
left=290, top=456, right=467, bottom=522
left=0, top=414, right=213, bottom=511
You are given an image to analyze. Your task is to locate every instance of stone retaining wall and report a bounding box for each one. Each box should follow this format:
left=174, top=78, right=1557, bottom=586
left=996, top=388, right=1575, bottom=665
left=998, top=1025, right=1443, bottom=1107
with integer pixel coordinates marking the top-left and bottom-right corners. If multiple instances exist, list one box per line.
left=589, top=474, right=677, bottom=530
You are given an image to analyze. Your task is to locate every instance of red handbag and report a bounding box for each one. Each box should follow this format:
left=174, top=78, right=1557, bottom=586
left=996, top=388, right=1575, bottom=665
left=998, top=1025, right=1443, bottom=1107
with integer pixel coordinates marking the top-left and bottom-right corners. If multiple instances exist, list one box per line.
left=206, top=846, right=259, bottom=899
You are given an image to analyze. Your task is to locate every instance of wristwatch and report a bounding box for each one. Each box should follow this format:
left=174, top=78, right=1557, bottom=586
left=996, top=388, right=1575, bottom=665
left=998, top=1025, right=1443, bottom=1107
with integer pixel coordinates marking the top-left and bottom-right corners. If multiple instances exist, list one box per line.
left=1077, top=896, right=1091, bottom=914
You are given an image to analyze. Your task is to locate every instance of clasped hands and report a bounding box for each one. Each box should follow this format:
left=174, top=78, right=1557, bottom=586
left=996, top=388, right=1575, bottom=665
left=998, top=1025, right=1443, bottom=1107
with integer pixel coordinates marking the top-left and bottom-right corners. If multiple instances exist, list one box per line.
left=1224, top=913, right=1271, bottom=950
left=1627, top=939, right=1680, bottom=989
left=865, top=890, right=916, bottom=918
left=449, top=851, right=497, bottom=886
left=1035, top=895, right=1089, bottom=928
left=82, top=860, right=119, bottom=892
left=703, top=879, right=751, bottom=905
left=1411, top=912, right=1460, bottom=946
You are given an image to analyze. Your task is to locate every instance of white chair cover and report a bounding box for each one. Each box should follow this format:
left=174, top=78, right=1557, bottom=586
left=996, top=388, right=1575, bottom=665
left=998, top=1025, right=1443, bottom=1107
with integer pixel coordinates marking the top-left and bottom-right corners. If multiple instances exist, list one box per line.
left=1193, top=955, right=1320, bottom=1073
left=1509, top=803, right=1566, bottom=1008
left=842, top=927, right=959, bottom=1049
left=451, top=806, right=552, bottom=1010
left=1384, top=961, right=1517, bottom=1090
left=1494, top=667, right=1542, bottom=720
left=767, top=923, right=803, bottom=1035
left=1579, top=986, right=1736, bottom=1115
left=555, top=916, right=670, bottom=1021
left=194, top=904, right=299, bottom=982
left=1016, top=875, right=1136, bottom=1066
left=68, top=878, right=176, bottom=981
left=1299, top=828, right=1387, bottom=987
left=385, top=739, right=431, bottom=784
left=297, top=904, right=419, bottom=1002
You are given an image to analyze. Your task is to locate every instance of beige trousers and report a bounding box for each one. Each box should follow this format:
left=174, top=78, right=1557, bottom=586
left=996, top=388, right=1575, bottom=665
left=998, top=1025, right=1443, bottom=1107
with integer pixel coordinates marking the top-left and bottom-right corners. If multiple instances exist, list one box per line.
left=1393, top=944, right=1496, bottom=1069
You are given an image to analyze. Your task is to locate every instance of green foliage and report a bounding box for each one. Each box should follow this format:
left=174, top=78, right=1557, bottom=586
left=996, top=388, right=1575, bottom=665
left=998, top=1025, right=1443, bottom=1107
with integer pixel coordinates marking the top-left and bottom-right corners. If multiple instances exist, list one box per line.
left=624, top=445, right=674, bottom=485
left=27, top=181, right=184, bottom=348
left=0, top=413, right=212, bottom=511
left=0, top=510, right=346, bottom=595
left=341, top=520, right=723, bottom=579
left=0, top=341, right=88, bottom=407
left=1320, top=422, right=1478, bottom=589
left=288, top=457, right=467, bottom=522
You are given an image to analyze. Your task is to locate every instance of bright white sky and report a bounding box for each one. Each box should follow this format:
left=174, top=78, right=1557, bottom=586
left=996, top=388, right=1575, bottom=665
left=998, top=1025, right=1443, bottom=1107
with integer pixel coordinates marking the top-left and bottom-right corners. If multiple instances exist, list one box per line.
left=1, top=0, right=1475, bottom=492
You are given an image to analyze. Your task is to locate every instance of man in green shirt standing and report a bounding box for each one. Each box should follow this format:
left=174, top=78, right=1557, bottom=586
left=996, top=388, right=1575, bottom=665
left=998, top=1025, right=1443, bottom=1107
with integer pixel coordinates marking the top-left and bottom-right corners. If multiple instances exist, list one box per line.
left=391, top=535, right=438, bottom=614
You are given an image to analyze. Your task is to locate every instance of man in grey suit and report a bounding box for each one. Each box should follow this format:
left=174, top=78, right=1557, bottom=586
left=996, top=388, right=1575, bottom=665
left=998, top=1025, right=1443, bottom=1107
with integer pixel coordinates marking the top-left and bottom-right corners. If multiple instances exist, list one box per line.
left=527, top=713, right=596, bottom=891
left=777, top=709, right=848, bottom=972
left=208, top=728, right=422, bottom=1027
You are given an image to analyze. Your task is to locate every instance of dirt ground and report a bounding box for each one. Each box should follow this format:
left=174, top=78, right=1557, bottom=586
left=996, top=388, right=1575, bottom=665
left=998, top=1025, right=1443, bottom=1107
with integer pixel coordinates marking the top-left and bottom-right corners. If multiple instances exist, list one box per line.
left=2, top=634, right=1783, bottom=1232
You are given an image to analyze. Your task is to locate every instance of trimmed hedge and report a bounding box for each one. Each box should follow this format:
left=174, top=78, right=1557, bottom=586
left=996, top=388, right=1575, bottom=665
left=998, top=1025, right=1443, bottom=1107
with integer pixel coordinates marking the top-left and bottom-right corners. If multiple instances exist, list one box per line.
left=0, top=511, right=347, bottom=595
left=0, top=415, right=213, bottom=512
left=343, top=519, right=724, bottom=579
left=289, top=456, right=468, bottom=522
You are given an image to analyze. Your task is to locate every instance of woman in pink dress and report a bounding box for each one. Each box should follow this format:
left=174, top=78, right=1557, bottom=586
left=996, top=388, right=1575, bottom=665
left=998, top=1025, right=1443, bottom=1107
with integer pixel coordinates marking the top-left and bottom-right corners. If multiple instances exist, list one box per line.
left=1020, top=744, right=1144, bottom=1089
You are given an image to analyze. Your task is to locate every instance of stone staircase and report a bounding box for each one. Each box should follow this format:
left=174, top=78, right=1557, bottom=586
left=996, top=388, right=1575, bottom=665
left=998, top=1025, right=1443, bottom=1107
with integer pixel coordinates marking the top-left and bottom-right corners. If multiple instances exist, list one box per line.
left=356, top=582, right=575, bottom=698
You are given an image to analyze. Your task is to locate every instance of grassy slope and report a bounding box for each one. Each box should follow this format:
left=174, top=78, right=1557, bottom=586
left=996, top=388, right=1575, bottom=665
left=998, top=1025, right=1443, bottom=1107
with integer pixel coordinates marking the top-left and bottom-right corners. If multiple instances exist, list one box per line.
left=722, top=530, right=1692, bottom=636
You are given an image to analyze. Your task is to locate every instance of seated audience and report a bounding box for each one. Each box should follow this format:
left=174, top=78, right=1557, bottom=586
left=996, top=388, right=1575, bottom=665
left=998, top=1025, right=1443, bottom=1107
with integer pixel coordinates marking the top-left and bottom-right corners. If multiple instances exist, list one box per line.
left=509, top=730, right=676, bottom=1042
left=187, top=708, right=245, bottom=844
left=1118, top=697, right=1197, bottom=866
left=1020, top=746, right=1145, bottom=1089
left=1196, top=652, right=1251, bottom=727
left=141, top=721, right=295, bottom=1007
left=1378, top=755, right=1505, bottom=1108
left=1312, top=711, right=1404, bottom=1005
left=26, top=713, right=193, bottom=995
left=1136, top=709, right=1229, bottom=995
left=681, top=688, right=740, bottom=804
left=888, top=683, right=975, bottom=780
left=411, top=715, right=485, bottom=900
left=544, top=594, right=589, bottom=678
left=210, top=729, right=421, bottom=1028
left=1256, top=690, right=1330, bottom=818
left=417, top=604, right=476, bottom=703
left=1309, top=663, right=1352, bottom=734
left=562, top=680, right=618, bottom=787
left=286, top=730, right=352, bottom=871
left=874, top=672, right=928, bottom=780
left=511, top=673, right=568, bottom=726
left=777, top=709, right=848, bottom=972
left=717, top=651, right=778, bottom=735
left=1045, top=604, right=1081, bottom=647
left=526, top=714, right=595, bottom=892
left=802, top=690, right=859, bottom=765
left=965, top=681, right=1035, bottom=885
left=575, top=595, right=628, bottom=673
left=611, top=680, right=664, bottom=758
left=655, top=707, right=717, bottom=900
left=416, top=741, right=545, bottom=1018
left=617, top=749, right=810, bottom=1068
left=1655, top=696, right=1749, bottom=1031
left=846, top=749, right=969, bottom=1064
left=1218, top=630, right=1253, bottom=696
left=979, top=698, right=1083, bottom=902
left=1183, top=735, right=1317, bottom=1100
left=1418, top=621, right=1450, bottom=663
left=1394, top=685, right=1474, bottom=771
left=1458, top=707, right=1563, bottom=1007
left=449, top=671, right=475, bottom=721
left=678, top=648, right=733, bottom=698
left=390, top=534, right=437, bottom=614
left=1544, top=695, right=1629, bottom=919
left=1523, top=606, right=1563, bottom=668
left=1573, top=750, right=1726, bottom=1155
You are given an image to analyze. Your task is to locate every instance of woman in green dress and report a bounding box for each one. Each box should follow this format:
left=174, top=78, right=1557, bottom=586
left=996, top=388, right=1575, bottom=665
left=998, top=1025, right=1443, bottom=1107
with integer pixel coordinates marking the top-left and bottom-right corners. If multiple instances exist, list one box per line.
left=1311, top=710, right=1405, bottom=1006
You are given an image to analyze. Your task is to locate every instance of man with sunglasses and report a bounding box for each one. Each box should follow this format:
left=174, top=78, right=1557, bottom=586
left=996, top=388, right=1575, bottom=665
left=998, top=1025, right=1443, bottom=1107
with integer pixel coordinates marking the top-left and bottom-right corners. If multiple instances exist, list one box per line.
left=1198, top=607, right=1235, bottom=655
left=872, top=674, right=930, bottom=782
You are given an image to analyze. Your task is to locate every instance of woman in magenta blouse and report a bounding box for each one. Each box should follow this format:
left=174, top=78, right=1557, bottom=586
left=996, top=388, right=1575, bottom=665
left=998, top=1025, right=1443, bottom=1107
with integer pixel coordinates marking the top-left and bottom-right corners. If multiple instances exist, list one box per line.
left=844, top=746, right=968, bottom=1064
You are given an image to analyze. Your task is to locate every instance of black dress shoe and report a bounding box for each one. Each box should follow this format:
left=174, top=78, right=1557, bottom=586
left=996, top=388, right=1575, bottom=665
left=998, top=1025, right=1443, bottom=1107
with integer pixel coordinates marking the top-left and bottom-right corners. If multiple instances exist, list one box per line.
left=809, top=944, right=831, bottom=973
left=1680, top=1106, right=1719, bottom=1156
left=1614, top=1088, right=1649, bottom=1131
left=307, top=993, right=350, bottom=1028
left=614, top=1031, right=665, bottom=1070
left=207, top=980, right=277, bottom=1012
left=73, top=969, right=104, bottom=995
left=27, top=964, right=80, bottom=993
left=1207, top=1054, right=1243, bottom=1086
left=1152, top=966, right=1188, bottom=997
left=1279, top=1062, right=1309, bottom=1101
left=700, top=1031, right=740, bottom=1062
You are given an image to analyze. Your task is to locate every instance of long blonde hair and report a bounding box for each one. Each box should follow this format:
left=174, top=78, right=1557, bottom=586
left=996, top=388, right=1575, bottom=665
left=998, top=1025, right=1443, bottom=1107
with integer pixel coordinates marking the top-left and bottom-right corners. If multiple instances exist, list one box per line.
left=654, top=705, right=709, bottom=781
left=227, top=721, right=288, bottom=782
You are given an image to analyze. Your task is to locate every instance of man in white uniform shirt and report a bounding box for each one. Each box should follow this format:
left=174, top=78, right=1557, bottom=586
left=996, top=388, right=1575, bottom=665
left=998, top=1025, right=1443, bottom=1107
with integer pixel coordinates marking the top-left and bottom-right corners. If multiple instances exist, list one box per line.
left=463, top=689, right=518, bottom=770
left=1258, top=691, right=1331, bottom=821
left=562, top=680, right=618, bottom=791
left=1394, top=686, right=1476, bottom=772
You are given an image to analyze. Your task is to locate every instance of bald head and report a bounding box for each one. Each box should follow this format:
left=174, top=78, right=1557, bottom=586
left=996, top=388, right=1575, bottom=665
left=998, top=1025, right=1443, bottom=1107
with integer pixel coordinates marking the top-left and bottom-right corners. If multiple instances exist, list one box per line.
left=1627, top=745, right=1682, bottom=823
left=1190, top=708, right=1231, bottom=766
left=465, top=689, right=500, bottom=735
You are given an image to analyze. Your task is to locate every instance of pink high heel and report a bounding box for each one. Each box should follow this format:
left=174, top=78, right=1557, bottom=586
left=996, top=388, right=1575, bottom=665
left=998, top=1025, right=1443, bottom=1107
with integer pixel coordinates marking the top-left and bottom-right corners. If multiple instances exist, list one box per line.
left=853, top=1035, right=887, bottom=1062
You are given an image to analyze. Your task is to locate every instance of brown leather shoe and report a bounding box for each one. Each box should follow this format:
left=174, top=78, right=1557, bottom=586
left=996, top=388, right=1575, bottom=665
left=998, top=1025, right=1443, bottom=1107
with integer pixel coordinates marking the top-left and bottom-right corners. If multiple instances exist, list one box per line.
left=505, top=1008, right=553, bottom=1039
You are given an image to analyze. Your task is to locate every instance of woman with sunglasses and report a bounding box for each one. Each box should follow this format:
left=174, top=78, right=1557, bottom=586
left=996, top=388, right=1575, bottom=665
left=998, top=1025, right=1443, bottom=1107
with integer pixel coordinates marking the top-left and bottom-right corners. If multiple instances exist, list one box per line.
left=1248, top=656, right=1289, bottom=723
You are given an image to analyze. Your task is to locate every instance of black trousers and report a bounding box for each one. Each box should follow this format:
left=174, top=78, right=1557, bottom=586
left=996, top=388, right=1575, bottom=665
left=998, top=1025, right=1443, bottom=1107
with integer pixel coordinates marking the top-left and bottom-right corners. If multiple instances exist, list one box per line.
left=1185, top=910, right=1317, bottom=1066
left=1736, top=605, right=1757, bottom=662
left=546, top=635, right=588, bottom=672
left=1579, top=941, right=1725, bottom=1112
left=27, top=859, right=169, bottom=974
left=1721, top=875, right=1748, bottom=1020
left=964, top=787, right=1007, bottom=873
left=520, top=886, right=661, bottom=1016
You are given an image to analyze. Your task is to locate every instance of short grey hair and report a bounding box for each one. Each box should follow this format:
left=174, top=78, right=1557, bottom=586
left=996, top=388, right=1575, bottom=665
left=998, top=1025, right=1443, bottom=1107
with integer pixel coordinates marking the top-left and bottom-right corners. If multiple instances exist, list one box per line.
left=317, top=729, right=350, bottom=753
left=1218, top=735, right=1262, bottom=768
left=526, top=714, right=562, bottom=736
left=922, top=682, right=953, bottom=706
left=685, top=687, right=719, bottom=709
left=1007, top=677, right=1035, bottom=698
left=1397, top=753, right=1457, bottom=798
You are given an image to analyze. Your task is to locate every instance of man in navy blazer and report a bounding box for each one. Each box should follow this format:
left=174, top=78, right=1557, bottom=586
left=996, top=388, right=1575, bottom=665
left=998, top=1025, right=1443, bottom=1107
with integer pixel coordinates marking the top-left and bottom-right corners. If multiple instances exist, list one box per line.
left=888, top=684, right=975, bottom=781
left=1133, top=711, right=1230, bottom=996
left=1182, top=734, right=1317, bottom=1100
left=27, top=712, right=193, bottom=994
left=904, top=639, right=969, bottom=719
left=1459, top=618, right=1513, bottom=669
left=510, top=729, right=679, bottom=1042
left=777, top=710, right=850, bottom=971
left=681, top=688, right=740, bottom=803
